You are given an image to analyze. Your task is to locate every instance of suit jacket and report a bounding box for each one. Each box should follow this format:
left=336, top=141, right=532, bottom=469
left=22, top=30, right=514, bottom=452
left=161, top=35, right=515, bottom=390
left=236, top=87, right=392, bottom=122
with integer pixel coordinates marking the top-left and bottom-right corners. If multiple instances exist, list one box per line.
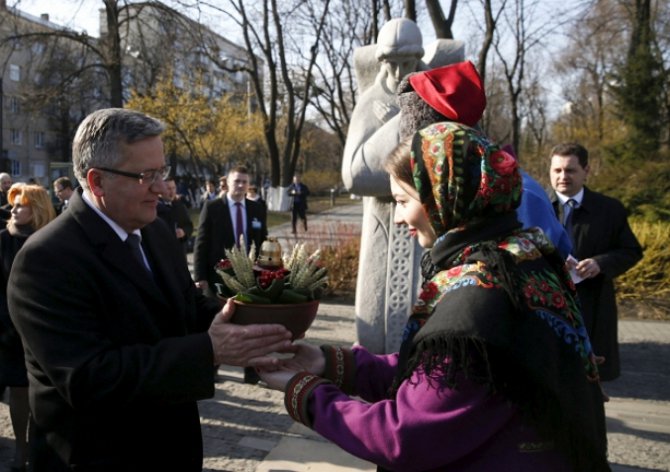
left=8, top=189, right=222, bottom=470
left=157, top=197, right=194, bottom=257
left=552, top=186, right=642, bottom=380
left=193, top=197, right=268, bottom=294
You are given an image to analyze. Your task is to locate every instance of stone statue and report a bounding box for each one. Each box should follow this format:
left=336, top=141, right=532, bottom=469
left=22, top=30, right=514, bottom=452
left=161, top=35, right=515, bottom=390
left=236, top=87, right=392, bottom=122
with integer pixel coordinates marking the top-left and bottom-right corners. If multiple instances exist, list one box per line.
left=342, top=18, right=464, bottom=353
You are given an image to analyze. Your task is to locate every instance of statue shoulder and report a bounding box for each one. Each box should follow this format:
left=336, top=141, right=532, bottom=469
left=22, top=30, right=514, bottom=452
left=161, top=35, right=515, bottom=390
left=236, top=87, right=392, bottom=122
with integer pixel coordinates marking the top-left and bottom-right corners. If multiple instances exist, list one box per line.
left=422, top=39, right=466, bottom=68
left=353, top=44, right=380, bottom=93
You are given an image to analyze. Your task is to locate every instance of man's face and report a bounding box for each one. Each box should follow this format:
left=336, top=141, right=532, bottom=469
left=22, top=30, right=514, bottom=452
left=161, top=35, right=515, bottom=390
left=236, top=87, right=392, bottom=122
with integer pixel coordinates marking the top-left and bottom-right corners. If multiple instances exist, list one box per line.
left=227, top=171, right=249, bottom=202
left=91, top=136, right=167, bottom=233
left=549, top=154, right=589, bottom=197
left=53, top=184, right=72, bottom=202
left=163, top=180, right=177, bottom=201
left=0, top=176, right=12, bottom=192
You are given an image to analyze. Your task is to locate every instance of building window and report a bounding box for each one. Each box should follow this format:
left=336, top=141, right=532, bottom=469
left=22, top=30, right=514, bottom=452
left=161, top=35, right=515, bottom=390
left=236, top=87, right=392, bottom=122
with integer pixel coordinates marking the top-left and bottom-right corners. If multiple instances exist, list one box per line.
left=9, top=64, right=20, bottom=81
left=10, top=129, right=22, bottom=145
left=9, top=97, right=20, bottom=114
left=10, top=160, right=21, bottom=177
left=35, top=131, right=45, bottom=149
left=32, top=42, right=46, bottom=55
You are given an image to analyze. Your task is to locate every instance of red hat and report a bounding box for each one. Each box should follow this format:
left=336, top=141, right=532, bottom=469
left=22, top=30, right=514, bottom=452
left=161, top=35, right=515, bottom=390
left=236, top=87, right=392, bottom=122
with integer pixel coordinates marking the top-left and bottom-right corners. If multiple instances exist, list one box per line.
left=408, top=61, right=486, bottom=127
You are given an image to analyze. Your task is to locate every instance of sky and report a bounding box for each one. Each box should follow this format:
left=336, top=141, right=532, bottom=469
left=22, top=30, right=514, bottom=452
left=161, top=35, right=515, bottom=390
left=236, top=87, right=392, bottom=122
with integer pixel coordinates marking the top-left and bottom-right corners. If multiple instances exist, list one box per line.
left=17, top=0, right=102, bottom=35
left=14, top=0, right=574, bottom=112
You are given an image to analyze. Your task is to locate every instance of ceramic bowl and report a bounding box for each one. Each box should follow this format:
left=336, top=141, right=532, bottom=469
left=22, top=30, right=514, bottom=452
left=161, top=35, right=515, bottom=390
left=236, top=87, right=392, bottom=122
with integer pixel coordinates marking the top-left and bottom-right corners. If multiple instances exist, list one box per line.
left=231, top=299, right=319, bottom=340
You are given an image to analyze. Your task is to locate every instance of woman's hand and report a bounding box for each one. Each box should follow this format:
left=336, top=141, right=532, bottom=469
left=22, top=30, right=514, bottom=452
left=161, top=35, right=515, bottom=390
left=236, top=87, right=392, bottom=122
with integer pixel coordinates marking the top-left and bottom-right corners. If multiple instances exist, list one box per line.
left=280, top=342, right=326, bottom=376
left=257, top=368, right=296, bottom=391
left=257, top=343, right=327, bottom=391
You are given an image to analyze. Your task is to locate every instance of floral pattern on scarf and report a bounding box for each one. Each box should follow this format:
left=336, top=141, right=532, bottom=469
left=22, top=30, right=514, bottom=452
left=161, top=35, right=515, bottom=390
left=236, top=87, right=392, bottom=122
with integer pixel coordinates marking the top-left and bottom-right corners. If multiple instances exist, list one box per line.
left=410, top=122, right=522, bottom=236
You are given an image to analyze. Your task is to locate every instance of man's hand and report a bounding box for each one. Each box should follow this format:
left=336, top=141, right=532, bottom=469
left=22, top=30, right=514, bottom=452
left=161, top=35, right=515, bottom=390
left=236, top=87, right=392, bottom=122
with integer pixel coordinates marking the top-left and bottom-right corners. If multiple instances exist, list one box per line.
left=575, top=258, right=601, bottom=279
left=208, top=298, right=292, bottom=368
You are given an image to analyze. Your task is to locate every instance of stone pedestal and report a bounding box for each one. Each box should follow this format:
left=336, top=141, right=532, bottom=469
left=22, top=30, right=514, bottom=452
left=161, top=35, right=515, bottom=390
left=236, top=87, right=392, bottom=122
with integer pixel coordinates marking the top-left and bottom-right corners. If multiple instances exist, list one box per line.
left=353, top=197, right=422, bottom=354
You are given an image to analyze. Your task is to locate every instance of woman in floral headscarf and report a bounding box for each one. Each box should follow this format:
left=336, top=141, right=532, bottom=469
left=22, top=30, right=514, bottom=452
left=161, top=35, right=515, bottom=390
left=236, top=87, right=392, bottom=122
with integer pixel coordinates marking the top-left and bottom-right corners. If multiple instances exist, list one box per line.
left=259, top=67, right=609, bottom=472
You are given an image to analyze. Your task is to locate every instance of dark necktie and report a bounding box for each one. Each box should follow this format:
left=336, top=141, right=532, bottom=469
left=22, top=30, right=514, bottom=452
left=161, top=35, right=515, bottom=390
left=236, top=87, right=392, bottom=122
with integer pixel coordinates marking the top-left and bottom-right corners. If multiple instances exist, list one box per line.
left=235, top=202, right=244, bottom=247
left=126, top=233, right=151, bottom=274
left=563, top=198, right=577, bottom=238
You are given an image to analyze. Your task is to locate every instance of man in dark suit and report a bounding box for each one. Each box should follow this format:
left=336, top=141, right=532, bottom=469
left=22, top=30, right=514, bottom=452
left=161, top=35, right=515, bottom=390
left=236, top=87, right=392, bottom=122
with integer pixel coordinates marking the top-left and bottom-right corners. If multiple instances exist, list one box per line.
left=52, top=176, right=75, bottom=214
left=0, top=173, right=12, bottom=227
left=193, top=165, right=267, bottom=299
left=7, top=109, right=291, bottom=471
left=157, top=176, right=194, bottom=258
left=194, top=165, right=268, bottom=384
left=287, top=174, right=310, bottom=234
left=550, top=142, right=643, bottom=381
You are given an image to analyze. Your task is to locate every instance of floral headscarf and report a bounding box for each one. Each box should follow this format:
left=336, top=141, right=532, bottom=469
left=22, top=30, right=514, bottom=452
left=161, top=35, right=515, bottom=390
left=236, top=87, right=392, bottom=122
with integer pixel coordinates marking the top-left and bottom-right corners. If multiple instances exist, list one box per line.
left=410, top=121, right=522, bottom=237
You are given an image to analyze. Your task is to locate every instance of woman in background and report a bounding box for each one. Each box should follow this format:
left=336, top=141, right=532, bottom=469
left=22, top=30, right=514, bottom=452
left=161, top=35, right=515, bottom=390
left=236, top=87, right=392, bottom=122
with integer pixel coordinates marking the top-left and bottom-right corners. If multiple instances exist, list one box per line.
left=0, top=184, right=56, bottom=471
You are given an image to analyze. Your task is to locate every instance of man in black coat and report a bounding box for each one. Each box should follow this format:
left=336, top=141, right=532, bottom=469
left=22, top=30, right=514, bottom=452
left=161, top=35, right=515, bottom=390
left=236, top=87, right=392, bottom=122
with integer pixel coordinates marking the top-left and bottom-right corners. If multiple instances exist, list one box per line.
left=550, top=142, right=643, bottom=381
left=7, top=109, right=291, bottom=471
left=157, top=176, right=194, bottom=258
left=287, top=174, right=310, bottom=234
left=0, top=173, right=12, bottom=227
left=193, top=165, right=268, bottom=299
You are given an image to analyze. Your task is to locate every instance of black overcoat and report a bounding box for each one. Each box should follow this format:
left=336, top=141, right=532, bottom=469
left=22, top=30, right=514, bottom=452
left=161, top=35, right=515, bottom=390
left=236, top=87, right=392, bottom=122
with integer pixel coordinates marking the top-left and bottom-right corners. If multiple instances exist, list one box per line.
left=553, top=186, right=642, bottom=380
left=8, top=189, right=221, bottom=470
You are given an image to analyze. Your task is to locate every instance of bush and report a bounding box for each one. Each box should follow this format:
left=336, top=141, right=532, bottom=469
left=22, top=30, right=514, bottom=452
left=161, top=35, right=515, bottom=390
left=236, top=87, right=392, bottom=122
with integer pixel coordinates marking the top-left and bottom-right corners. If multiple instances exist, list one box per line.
left=319, top=237, right=360, bottom=298
left=616, top=218, right=670, bottom=319
left=300, top=169, right=342, bottom=195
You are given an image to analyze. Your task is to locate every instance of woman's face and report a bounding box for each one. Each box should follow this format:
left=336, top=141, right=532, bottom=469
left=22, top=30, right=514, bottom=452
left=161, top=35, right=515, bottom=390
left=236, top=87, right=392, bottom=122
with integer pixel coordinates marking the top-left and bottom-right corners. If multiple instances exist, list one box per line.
left=390, top=176, right=436, bottom=248
left=10, top=196, right=33, bottom=226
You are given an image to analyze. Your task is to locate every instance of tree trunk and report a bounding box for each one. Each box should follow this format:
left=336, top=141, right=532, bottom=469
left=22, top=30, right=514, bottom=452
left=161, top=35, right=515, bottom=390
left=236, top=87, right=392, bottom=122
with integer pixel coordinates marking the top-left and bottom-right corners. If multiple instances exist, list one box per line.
left=103, top=0, right=123, bottom=107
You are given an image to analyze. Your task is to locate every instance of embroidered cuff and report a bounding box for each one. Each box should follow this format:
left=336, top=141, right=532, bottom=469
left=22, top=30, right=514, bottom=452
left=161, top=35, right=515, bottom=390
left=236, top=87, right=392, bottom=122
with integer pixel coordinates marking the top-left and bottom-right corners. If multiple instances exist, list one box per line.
left=320, top=345, right=356, bottom=395
left=284, top=372, right=330, bottom=428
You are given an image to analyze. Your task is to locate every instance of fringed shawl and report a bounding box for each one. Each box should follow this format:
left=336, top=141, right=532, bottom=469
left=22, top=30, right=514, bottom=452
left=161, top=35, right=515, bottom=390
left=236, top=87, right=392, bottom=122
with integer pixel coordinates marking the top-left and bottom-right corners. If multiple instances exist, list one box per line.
left=388, top=122, right=608, bottom=471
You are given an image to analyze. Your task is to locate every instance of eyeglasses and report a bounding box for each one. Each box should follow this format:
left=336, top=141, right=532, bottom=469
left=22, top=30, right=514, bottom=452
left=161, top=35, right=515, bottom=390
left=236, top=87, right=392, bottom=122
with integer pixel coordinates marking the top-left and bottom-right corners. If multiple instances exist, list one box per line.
left=96, top=166, right=171, bottom=185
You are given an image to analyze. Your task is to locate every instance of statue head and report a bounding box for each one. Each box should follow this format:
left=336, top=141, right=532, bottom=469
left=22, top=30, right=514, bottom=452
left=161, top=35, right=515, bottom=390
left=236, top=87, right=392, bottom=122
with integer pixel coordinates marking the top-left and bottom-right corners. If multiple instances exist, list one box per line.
left=375, top=18, right=424, bottom=90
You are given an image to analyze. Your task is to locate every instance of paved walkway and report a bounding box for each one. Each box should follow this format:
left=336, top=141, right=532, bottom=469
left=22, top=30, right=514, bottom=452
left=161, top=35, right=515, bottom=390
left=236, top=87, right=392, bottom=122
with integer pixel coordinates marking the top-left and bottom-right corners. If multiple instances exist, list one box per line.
left=1, top=202, right=668, bottom=471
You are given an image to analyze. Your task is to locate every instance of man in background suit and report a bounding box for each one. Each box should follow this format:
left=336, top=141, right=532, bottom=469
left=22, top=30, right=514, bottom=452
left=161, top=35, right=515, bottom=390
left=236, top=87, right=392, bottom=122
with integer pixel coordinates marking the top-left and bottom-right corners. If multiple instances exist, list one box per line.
left=0, top=173, right=12, bottom=226
left=194, top=165, right=267, bottom=299
left=52, top=176, right=75, bottom=214
left=550, top=142, right=642, bottom=381
left=8, top=109, right=291, bottom=471
left=194, top=165, right=268, bottom=384
left=157, top=176, right=194, bottom=258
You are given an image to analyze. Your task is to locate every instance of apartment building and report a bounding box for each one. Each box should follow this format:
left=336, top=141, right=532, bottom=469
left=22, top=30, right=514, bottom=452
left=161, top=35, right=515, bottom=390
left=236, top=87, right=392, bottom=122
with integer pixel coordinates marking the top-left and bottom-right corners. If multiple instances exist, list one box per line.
left=116, top=2, right=256, bottom=101
left=0, top=0, right=257, bottom=186
left=0, top=1, right=74, bottom=185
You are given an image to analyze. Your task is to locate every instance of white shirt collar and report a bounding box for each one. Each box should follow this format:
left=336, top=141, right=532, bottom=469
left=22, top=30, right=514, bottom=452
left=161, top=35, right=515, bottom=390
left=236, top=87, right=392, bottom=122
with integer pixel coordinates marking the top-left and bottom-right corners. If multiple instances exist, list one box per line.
left=226, top=194, right=246, bottom=208
left=555, top=188, right=584, bottom=207
left=82, top=190, right=141, bottom=241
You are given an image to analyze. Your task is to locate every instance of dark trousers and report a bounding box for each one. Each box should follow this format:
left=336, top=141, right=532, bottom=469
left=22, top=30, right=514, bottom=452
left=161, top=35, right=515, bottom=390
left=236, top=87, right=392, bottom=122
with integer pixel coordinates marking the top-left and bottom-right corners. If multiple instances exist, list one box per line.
left=292, top=204, right=307, bottom=232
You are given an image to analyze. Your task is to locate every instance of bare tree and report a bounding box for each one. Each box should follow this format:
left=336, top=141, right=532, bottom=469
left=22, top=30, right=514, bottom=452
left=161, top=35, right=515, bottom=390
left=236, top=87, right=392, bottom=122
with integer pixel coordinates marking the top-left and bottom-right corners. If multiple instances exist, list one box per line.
left=487, top=0, right=574, bottom=158
left=2, top=1, right=198, bottom=107
left=426, top=0, right=458, bottom=39
left=191, top=0, right=331, bottom=209
left=554, top=2, right=623, bottom=144
left=303, top=0, right=380, bottom=148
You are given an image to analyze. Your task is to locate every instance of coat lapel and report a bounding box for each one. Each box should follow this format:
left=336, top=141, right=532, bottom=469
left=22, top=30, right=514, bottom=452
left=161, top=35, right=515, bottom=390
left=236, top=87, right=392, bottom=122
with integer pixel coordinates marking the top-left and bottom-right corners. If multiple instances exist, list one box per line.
left=68, top=190, right=171, bottom=306
left=141, top=222, right=187, bottom=319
